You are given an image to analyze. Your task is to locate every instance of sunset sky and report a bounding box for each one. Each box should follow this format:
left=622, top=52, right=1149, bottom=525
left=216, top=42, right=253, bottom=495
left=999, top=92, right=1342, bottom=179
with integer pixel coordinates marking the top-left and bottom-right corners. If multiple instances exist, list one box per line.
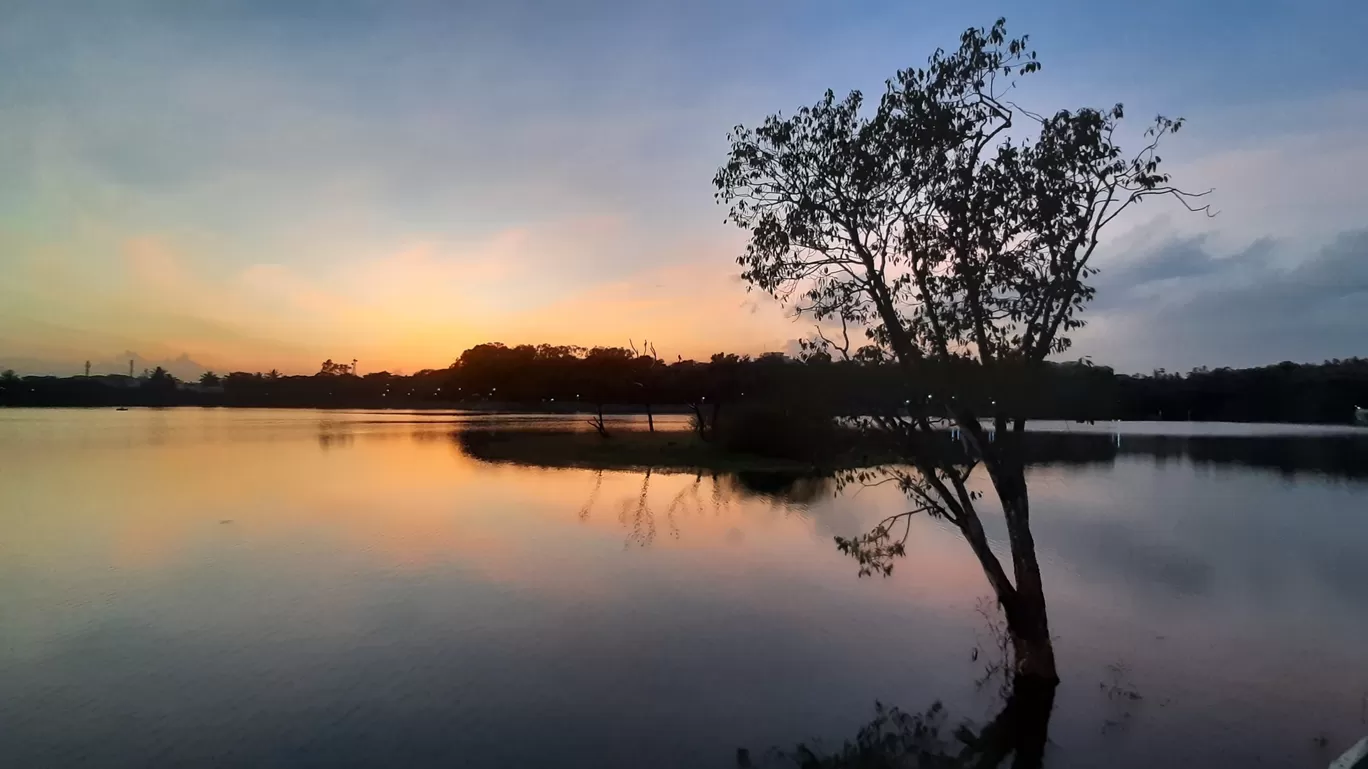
left=4, top=0, right=1367, bottom=376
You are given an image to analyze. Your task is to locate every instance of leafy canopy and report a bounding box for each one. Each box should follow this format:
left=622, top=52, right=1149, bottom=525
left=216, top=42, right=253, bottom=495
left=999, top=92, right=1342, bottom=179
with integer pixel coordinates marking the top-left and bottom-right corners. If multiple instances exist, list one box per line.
left=713, top=19, right=1209, bottom=369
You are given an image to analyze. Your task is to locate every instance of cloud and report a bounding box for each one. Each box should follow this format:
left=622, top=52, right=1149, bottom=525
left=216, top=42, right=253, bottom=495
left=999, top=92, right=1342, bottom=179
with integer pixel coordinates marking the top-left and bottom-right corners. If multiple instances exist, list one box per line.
left=1075, top=228, right=1368, bottom=372
left=0, top=351, right=208, bottom=379
left=96, top=352, right=207, bottom=380
left=4, top=4, right=1368, bottom=375
left=0, top=219, right=797, bottom=373
left=502, top=260, right=796, bottom=360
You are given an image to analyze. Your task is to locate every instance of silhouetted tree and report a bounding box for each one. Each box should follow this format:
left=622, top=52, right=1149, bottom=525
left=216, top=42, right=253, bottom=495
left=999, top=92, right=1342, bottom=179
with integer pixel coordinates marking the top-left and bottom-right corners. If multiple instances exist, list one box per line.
left=580, top=346, right=635, bottom=437
left=141, top=366, right=177, bottom=397
left=199, top=371, right=221, bottom=386
left=629, top=339, right=663, bottom=432
left=14, top=344, right=1366, bottom=420
left=318, top=359, right=353, bottom=376
left=714, top=19, right=1209, bottom=683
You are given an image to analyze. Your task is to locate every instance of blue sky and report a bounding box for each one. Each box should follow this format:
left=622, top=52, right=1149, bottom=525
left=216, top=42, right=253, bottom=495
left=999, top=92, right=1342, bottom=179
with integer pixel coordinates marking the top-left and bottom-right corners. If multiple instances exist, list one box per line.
left=3, top=0, right=1366, bottom=374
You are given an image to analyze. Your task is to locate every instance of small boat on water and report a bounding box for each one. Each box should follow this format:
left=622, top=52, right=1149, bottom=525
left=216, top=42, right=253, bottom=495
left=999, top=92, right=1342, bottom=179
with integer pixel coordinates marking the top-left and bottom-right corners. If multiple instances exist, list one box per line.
left=115, top=407, right=129, bottom=411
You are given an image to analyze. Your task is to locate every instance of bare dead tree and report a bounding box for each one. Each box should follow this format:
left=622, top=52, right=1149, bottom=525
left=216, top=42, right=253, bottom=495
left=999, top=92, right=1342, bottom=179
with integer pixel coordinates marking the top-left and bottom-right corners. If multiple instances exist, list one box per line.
left=630, top=337, right=661, bottom=432
left=587, top=405, right=610, bottom=438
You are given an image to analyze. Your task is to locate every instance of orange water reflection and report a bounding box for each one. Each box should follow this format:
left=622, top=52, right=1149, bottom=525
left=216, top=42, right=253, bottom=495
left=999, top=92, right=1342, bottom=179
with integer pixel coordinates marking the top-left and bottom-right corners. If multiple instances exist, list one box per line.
left=3, top=409, right=1367, bottom=769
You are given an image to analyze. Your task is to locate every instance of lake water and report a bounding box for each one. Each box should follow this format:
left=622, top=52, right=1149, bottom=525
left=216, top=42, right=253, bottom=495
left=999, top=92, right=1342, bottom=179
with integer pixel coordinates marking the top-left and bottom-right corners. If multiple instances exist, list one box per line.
left=2, top=408, right=1366, bottom=768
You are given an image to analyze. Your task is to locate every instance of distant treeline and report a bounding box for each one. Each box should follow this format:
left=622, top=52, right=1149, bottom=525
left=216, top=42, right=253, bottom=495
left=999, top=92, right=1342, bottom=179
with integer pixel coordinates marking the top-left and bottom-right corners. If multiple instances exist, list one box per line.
left=3, top=344, right=1367, bottom=424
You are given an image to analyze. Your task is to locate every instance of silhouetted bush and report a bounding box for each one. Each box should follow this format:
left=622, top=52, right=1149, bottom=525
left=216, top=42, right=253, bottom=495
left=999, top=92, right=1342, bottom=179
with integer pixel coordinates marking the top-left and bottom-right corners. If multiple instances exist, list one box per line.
left=715, top=403, right=840, bottom=462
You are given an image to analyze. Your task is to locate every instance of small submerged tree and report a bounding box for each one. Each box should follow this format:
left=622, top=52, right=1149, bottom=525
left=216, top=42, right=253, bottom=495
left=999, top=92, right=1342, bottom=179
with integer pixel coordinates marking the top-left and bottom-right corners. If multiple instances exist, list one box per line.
left=628, top=339, right=663, bottom=432
left=714, top=19, right=1209, bottom=682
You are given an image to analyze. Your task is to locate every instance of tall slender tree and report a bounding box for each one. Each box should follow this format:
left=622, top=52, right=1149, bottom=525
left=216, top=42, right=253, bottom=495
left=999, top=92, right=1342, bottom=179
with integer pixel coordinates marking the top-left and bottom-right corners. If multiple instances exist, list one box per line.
left=714, top=19, right=1210, bottom=682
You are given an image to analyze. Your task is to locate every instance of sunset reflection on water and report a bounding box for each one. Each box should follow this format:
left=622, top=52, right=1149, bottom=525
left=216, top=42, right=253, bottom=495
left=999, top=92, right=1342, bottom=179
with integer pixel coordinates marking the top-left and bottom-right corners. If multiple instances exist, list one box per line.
left=2, top=408, right=1365, bottom=769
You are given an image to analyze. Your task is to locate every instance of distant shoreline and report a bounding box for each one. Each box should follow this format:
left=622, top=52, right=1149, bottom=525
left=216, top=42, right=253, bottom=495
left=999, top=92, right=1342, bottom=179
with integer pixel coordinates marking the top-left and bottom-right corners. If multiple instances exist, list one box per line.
left=3, top=404, right=1365, bottom=435
left=0, top=401, right=700, bottom=414
left=6, top=355, right=1367, bottom=426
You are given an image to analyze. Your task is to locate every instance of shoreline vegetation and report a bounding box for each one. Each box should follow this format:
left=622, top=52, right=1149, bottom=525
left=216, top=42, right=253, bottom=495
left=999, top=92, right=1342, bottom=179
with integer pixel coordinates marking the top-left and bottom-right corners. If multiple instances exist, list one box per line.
left=4, top=347, right=1367, bottom=426
left=457, top=428, right=898, bottom=473
left=456, top=424, right=1368, bottom=481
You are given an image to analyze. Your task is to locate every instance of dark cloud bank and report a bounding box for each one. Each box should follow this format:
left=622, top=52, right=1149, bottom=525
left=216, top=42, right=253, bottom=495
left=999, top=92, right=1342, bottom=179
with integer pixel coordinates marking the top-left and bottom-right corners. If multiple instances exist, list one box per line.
left=1077, top=227, right=1368, bottom=373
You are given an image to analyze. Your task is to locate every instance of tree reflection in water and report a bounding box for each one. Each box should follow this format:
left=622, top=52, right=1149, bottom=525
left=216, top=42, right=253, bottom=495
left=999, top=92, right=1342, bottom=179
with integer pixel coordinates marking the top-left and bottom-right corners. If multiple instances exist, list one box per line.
left=737, top=593, right=1054, bottom=769
left=726, top=472, right=835, bottom=505
left=565, top=466, right=1167, bottom=768
left=532, top=432, right=1368, bottom=765
left=578, top=470, right=604, bottom=522
left=739, top=676, right=1055, bottom=769
left=618, top=468, right=659, bottom=547
left=572, top=469, right=833, bottom=548
left=570, top=468, right=1060, bottom=767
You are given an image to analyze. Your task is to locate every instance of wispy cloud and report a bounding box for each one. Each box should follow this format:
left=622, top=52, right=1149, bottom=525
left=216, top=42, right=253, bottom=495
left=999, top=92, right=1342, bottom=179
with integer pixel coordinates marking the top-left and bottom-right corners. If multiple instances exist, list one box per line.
left=3, top=2, right=1368, bottom=373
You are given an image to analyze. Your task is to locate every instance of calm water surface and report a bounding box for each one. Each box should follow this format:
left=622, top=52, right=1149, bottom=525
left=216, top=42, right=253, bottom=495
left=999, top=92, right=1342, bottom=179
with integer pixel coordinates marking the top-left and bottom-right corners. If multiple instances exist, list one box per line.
left=2, top=409, right=1366, bottom=768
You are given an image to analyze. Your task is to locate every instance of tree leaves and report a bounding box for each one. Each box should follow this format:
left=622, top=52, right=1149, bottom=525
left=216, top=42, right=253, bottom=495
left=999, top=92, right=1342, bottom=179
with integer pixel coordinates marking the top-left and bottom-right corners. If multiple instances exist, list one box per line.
left=713, top=18, right=1210, bottom=586
left=713, top=19, right=1208, bottom=371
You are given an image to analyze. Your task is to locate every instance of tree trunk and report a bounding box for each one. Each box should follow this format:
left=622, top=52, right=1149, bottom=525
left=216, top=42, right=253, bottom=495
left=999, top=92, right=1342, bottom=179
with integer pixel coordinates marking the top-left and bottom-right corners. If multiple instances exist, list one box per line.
left=588, top=403, right=610, bottom=438
left=960, top=673, right=1057, bottom=769
left=954, top=512, right=1056, bottom=683
left=1005, top=588, right=1057, bottom=683
left=690, top=403, right=709, bottom=440
left=1002, top=673, right=1057, bottom=769
left=864, top=268, right=1059, bottom=681
left=646, top=402, right=654, bottom=432
left=946, top=429, right=1059, bottom=683
left=1000, top=482, right=1058, bottom=683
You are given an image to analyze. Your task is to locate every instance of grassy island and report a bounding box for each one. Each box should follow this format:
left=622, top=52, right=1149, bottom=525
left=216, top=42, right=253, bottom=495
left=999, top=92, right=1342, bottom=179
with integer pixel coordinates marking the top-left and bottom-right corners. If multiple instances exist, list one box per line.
left=455, top=428, right=894, bottom=473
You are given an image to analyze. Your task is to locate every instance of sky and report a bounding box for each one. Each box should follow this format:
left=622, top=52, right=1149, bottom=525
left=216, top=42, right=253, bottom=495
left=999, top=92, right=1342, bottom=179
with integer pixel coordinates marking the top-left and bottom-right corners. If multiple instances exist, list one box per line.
left=3, top=0, right=1367, bottom=376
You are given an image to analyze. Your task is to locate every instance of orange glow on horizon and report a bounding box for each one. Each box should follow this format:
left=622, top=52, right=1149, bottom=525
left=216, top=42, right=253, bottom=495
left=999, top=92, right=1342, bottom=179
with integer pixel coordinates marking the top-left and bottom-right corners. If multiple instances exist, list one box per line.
left=3, top=223, right=803, bottom=376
